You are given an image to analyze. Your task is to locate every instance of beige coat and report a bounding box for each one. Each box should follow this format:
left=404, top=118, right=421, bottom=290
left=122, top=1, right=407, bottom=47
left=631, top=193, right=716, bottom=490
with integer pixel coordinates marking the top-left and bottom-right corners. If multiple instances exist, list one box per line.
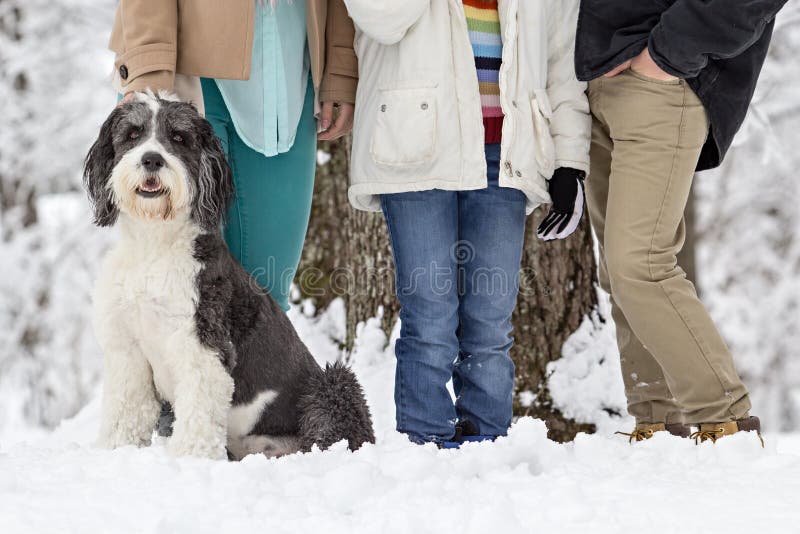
left=109, top=0, right=358, bottom=104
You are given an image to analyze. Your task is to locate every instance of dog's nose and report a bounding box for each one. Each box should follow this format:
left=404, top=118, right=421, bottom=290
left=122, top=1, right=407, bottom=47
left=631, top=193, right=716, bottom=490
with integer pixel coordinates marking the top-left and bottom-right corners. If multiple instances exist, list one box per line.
left=141, top=152, right=165, bottom=173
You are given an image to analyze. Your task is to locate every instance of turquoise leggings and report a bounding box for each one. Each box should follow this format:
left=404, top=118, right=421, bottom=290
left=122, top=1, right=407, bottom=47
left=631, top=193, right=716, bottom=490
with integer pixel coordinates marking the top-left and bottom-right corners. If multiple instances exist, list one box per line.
left=201, top=78, right=317, bottom=311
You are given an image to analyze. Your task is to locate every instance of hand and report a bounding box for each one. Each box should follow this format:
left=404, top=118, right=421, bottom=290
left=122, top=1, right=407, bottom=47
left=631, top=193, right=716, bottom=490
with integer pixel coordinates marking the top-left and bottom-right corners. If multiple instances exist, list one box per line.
left=318, top=102, right=354, bottom=141
left=117, top=92, right=135, bottom=107
left=603, top=47, right=678, bottom=82
left=537, top=167, right=586, bottom=241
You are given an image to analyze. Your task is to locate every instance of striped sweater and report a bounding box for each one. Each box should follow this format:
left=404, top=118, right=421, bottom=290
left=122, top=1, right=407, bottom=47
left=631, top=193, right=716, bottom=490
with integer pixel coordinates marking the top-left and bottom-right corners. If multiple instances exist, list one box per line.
left=463, top=0, right=503, bottom=144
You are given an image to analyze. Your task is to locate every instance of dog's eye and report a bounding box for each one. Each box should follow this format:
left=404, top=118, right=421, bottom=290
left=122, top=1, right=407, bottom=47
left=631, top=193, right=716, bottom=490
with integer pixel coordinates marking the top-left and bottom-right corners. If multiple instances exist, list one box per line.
left=129, top=129, right=141, bottom=140
left=172, top=133, right=184, bottom=143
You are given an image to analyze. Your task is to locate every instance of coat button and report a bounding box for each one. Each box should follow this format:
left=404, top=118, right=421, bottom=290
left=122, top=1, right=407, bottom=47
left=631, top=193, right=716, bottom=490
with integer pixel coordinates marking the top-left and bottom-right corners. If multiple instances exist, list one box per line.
left=380, top=104, right=387, bottom=112
left=420, top=102, right=429, bottom=110
left=119, top=65, right=129, bottom=80
left=515, top=170, right=522, bottom=177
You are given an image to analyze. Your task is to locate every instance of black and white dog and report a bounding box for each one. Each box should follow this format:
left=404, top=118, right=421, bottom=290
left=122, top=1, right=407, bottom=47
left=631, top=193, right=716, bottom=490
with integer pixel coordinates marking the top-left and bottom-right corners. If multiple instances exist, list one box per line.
left=84, top=92, right=374, bottom=460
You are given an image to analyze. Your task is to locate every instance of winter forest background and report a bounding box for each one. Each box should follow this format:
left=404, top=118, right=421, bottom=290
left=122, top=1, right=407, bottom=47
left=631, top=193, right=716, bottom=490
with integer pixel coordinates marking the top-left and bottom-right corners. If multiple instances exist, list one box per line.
left=1, top=0, right=799, bottom=439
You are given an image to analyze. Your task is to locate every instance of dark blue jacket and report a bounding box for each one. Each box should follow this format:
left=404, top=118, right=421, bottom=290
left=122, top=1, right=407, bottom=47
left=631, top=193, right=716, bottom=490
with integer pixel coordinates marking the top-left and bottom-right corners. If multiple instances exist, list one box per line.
left=575, top=0, right=788, bottom=171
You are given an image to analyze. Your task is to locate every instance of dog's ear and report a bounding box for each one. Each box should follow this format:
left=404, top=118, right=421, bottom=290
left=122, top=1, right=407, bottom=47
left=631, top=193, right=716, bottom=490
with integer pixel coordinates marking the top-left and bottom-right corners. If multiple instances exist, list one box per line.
left=84, top=107, right=122, bottom=227
left=194, top=119, right=234, bottom=231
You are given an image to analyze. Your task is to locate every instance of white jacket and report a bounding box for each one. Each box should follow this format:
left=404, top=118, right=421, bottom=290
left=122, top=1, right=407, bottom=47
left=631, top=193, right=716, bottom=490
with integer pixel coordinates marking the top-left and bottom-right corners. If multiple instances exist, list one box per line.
left=344, top=0, right=591, bottom=214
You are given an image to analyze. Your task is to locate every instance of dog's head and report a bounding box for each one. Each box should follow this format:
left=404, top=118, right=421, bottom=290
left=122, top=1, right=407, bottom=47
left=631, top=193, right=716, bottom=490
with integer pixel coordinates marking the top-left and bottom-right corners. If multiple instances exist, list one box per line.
left=83, top=92, right=232, bottom=230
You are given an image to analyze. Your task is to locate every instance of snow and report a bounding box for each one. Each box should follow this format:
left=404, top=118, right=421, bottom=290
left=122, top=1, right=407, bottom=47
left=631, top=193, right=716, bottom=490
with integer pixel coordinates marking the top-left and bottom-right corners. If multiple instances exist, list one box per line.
left=1, top=305, right=799, bottom=534
left=547, top=291, right=630, bottom=433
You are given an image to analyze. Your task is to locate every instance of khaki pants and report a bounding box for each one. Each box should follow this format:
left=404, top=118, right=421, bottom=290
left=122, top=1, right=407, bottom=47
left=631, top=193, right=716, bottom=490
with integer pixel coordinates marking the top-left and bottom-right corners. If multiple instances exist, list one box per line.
left=586, top=70, right=751, bottom=424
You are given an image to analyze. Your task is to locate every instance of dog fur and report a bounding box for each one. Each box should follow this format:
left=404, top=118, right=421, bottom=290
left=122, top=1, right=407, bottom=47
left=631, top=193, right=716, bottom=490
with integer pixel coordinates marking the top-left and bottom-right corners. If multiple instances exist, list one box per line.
left=84, top=92, right=375, bottom=460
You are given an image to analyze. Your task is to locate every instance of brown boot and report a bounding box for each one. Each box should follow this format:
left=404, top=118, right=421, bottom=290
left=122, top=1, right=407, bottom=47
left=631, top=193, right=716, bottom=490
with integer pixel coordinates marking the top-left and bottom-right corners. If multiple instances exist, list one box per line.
left=616, top=422, right=692, bottom=443
left=690, top=416, right=764, bottom=447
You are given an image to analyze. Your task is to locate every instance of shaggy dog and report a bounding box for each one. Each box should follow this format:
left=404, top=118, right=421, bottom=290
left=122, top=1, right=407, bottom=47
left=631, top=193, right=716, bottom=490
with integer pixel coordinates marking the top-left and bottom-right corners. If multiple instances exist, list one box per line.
left=84, top=92, right=375, bottom=460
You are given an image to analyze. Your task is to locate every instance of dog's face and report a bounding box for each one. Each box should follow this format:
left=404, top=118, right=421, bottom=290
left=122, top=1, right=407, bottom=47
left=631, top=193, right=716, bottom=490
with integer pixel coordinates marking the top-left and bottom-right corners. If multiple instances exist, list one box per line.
left=84, top=93, right=232, bottom=230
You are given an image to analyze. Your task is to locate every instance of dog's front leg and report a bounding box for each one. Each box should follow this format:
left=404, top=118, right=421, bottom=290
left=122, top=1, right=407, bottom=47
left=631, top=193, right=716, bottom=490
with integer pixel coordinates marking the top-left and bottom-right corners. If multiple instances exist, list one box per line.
left=167, top=330, right=233, bottom=459
left=96, top=341, right=161, bottom=450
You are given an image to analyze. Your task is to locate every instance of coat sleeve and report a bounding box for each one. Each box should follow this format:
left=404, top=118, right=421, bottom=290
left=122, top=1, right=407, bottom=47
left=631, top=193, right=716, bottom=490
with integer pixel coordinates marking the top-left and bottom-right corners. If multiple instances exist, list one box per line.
left=343, top=0, right=430, bottom=45
left=113, top=0, right=178, bottom=94
left=320, top=0, right=359, bottom=104
left=546, top=0, right=591, bottom=174
left=648, top=0, right=788, bottom=79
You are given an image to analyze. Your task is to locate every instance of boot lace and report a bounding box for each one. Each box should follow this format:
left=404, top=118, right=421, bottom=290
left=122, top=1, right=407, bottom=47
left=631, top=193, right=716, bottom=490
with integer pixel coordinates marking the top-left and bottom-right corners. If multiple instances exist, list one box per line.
left=691, top=427, right=766, bottom=447
left=615, top=429, right=654, bottom=443
left=690, top=427, right=726, bottom=444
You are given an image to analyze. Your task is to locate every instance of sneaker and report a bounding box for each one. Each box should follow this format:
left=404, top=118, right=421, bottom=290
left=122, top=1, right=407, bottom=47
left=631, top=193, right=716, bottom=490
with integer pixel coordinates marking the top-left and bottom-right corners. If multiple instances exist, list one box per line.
left=690, top=416, right=764, bottom=447
left=616, top=422, right=692, bottom=443
left=456, top=420, right=498, bottom=443
left=436, top=420, right=498, bottom=449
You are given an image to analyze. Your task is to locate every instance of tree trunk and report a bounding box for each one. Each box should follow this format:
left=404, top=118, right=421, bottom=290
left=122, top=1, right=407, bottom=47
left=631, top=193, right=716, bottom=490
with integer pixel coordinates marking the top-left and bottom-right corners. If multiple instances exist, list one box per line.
left=296, top=137, right=398, bottom=349
left=300, top=139, right=600, bottom=441
left=511, top=209, right=599, bottom=442
left=0, top=2, right=38, bottom=230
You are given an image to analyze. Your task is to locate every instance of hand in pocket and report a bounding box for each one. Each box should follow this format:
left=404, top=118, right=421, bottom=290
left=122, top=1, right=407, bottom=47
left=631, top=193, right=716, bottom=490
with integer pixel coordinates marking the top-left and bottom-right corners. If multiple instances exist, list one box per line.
left=604, top=48, right=678, bottom=82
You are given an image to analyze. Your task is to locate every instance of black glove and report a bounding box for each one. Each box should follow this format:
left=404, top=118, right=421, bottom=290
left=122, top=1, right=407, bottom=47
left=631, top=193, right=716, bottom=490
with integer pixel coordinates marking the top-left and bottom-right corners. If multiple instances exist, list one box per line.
left=537, top=167, right=586, bottom=241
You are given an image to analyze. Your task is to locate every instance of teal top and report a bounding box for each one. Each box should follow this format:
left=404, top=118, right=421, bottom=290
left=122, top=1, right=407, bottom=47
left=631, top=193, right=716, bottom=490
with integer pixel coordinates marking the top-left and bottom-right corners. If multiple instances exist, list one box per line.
left=215, top=1, right=310, bottom=157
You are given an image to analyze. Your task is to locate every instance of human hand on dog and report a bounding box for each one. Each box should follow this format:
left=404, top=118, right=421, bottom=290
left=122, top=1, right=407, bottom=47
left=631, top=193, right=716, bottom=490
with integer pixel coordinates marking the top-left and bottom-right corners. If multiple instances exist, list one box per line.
left=318, top=102, right=354, bottom=141
left=537, top=167, right=586, bottom=241
left=118, top=92, right=135, bottom=107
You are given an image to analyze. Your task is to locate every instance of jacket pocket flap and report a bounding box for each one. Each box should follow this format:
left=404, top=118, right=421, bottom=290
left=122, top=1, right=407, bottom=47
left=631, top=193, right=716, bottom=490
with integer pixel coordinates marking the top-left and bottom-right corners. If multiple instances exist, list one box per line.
left=370, top=85, right=438, bottom=167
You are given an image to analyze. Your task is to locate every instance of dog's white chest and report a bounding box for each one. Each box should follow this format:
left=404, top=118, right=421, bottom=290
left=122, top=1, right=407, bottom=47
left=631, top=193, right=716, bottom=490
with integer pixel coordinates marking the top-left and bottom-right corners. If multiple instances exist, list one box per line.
left=95, top=220, right=204, bottom=404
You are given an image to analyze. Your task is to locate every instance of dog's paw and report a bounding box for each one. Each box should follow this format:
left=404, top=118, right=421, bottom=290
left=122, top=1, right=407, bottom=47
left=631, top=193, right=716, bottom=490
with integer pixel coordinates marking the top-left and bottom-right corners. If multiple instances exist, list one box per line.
left=167, top=436, right=227, bottom=460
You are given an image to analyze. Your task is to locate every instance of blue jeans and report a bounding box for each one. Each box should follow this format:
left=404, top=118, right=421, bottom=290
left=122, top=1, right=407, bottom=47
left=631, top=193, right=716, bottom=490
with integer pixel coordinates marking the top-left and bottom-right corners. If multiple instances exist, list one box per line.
left=380, top=144, right=527, bottom=443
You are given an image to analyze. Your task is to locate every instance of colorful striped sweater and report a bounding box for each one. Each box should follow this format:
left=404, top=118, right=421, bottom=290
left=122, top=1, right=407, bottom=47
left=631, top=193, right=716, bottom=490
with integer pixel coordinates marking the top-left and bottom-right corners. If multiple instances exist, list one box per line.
left=463, top=0, right=503, bottom=144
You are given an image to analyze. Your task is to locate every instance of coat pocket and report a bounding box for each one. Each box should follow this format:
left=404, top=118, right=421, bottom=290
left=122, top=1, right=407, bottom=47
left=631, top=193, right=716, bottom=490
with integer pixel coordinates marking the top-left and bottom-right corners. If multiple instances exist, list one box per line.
left=530, top=89, right=556, bottom=179
left=370, top=82, right=438, bottom=167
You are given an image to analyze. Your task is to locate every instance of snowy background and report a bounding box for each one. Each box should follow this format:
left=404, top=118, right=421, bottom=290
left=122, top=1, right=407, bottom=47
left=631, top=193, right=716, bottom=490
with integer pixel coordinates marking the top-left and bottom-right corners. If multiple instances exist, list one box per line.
left=1, top=2, right=799, bottom=532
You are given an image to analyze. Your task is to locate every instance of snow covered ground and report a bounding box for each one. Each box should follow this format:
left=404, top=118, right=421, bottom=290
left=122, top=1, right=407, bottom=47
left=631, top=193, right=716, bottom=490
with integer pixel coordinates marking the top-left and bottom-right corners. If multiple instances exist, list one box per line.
left=1, top=304, right=798, bottom=534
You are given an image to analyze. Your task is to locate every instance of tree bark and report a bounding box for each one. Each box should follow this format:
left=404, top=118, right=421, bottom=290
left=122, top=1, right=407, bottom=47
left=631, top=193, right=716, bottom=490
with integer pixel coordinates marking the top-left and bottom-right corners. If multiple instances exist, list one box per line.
left=296, top=137, right=398, bottom=350
left=511, top=209, right=599, bottom=442
left=300, top=139, right=600, bottom=441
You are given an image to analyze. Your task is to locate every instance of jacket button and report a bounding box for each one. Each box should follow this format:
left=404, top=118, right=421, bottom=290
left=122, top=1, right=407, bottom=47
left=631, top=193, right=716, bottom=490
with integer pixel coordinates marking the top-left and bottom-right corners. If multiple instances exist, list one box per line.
left=420, top=102, right=429, bottom=110
left=380, top=104, right=387, bottom=112
left=119, top=65, right=129, bottom=80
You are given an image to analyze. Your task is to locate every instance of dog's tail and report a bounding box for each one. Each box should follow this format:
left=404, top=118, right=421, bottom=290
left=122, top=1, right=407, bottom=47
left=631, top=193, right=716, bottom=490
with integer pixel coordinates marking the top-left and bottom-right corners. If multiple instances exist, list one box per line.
left=297, top=361, right=376, bottom=452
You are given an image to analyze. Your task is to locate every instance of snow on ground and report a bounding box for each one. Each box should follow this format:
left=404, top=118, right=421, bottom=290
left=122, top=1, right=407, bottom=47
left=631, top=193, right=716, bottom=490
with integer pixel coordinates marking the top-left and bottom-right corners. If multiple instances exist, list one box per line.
left=1, top=306, right=799, bottom=534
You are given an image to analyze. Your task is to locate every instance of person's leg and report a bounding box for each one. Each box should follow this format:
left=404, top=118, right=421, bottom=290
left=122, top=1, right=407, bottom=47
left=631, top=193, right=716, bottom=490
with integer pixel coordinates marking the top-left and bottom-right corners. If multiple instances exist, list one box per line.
left=453, top=144, right=525, bottom=438
left=595, top=71, right=750, bottom=424
left=381, top=190, right=461, bottom=444
left=202, top=78, right=317, bottom=311
left=584, top=91, right=684, bottom=427
left=200, top=78, right=233, bottom=157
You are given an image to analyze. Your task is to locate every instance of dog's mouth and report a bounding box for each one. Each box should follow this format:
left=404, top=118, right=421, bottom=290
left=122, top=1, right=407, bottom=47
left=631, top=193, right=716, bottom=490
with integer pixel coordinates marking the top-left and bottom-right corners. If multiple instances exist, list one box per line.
left=136, top=177, right=166, bottom=198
